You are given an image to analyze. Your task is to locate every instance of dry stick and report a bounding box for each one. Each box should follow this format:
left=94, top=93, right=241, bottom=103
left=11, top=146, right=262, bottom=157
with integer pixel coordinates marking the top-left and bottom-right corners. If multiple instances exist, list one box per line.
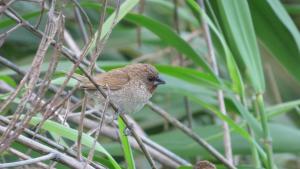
left=6, top=2, right=60, bottom=139
left=119, top=113, right=158, bottom=169
left=77, top=95, right=87, bottom=160
left=0, top=22, right=21, bottom=41
left=74, top=6, right=89, bottom=44
left=0, top=116, right=76, bottom=158
left=147, top=102, right=236, bottom=169
left=85, top=86, right=110, bottom=168
left=70, top=117, right=186, bottom=169
left=88, top=0, right=108, bottom=73
left=0, top=2, right=61, bottom=152
left=140, top=136, right=189, bottom=166
left=33, top=7, right=98, bottom=137
left=172, top=0, right=192, bottom=128
left=8, top=148, right=50, bottom=169
left=0, top=152, right=56, bottom=168
left=0, top=126, right=97, bottom=169
left=36, top=10, right=63, bottom=99
left=70, top=0, right=93, bottom=37
left=34, top=0, right=45, bottom=29
left=0, top=92, right=103, bottom=169
left=0, top=0, right=16, bottom=14
left=197, top=0, right=233, bottom=164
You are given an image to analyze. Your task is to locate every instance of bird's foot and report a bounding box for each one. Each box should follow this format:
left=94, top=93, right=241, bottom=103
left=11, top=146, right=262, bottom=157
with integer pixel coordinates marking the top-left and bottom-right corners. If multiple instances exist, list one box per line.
left=123, top=123, right=134, bottom=136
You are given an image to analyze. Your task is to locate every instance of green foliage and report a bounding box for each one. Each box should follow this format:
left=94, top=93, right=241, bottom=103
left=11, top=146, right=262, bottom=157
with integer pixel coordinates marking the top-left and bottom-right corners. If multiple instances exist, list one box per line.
left=1, top=0, right=300, bottom=169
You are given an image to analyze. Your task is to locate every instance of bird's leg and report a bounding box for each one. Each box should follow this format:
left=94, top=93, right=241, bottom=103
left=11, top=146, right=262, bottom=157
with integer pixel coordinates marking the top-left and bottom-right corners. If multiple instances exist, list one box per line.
left=123, top=122, right=134, bottom=136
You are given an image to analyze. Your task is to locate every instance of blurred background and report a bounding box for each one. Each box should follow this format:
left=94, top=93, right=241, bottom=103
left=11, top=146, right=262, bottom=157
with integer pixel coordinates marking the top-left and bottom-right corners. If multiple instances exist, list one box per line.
left=0, top=0, right=300, bottom=169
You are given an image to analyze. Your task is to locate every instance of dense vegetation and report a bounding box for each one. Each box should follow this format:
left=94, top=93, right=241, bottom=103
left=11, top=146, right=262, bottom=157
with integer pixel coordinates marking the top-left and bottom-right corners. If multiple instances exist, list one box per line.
left=0, top=0, right=300, bottom=169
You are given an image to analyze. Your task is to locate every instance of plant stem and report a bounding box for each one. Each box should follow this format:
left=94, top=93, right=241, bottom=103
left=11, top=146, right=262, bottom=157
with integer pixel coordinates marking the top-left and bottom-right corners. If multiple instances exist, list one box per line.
left=198, top=0, right=233, bottom=164
left=256, top=94, right=274, bottom=169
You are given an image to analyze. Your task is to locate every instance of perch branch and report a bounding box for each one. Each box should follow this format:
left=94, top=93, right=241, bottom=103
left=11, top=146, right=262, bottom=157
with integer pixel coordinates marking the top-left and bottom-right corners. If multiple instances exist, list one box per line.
left=147, top=102, right=236, bottom=169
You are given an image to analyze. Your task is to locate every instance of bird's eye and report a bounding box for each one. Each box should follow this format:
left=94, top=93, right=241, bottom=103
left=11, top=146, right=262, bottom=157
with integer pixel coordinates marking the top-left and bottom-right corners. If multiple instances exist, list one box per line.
left=148, top=77, right=155, bottom=82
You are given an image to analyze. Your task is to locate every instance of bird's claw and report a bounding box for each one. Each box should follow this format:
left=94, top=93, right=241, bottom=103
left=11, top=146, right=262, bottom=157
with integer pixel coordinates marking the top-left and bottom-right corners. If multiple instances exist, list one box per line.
left=123, top=123, right=134, bottom=136
left=123, top=127, right=132, bottom=136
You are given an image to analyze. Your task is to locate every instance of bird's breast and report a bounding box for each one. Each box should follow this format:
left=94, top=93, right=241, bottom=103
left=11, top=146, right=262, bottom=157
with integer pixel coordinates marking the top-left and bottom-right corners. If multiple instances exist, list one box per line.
left=85, top=81, right=152, bottom=114
left=107, top=81, right=152, bottom=113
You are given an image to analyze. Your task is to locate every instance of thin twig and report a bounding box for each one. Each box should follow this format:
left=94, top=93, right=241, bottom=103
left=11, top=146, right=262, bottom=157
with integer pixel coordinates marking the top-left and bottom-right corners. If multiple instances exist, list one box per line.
left=70, top=0, right=93, bottom=37
left=74, top=6, right=89, bottom=44
left=8, top=148, right=50, bottom=169
left=0, top=1, right=61, bottom=152
left=147, top=102, right=236, bottom=169
left=0, top=153, right=56, bottom=168
left=197, top=0, right=233, bottom=164
left=119, top=113, right=158, bottom=169
left=77, top=94, right=87, bottom=160
left=85, top=85, right=110, bottom=168
left=0, top=126, right=98, bottom=169
left=0, top=0, right=16, bottom=14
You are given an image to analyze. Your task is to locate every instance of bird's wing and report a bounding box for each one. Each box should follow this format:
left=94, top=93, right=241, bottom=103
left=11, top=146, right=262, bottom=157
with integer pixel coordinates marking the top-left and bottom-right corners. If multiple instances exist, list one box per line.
left=80, top=69, right=130, bottom=90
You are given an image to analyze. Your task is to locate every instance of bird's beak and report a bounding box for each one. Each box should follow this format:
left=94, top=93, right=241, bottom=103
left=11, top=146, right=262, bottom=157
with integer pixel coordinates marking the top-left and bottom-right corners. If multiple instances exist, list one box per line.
left=154, top=76, right=166, bottom=86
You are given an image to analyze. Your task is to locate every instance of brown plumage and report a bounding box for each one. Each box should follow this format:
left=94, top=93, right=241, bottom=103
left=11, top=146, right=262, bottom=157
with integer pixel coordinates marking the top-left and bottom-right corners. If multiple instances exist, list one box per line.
left=193, top=161, right=216, bottom=169
left=73, top=63, right=165, bottom=114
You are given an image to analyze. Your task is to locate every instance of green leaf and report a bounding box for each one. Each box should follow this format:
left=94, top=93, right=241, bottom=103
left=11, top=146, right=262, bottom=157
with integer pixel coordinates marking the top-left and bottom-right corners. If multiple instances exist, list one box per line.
left=186, top=0, right=245, bottom=98
left=189, top=96, right=267, bottom=161
left=214, top=0, right=265, bottom=93
left=266, top=100, right=300, bottom=118
left=156, top=65, right=221, bottom=89
left=285, top=4, right=300, bottom=14
left=29, top=117, right=121, bottom=169
left=146, top=0, right=198, bottom=27
left=118, top=117, right=136, bottom=169
left=100, top=0, right=139, bottom=40
left=249, top=0, right=300, bottom=84
left=81, top=2, right=213, bottom=75
left=177, top=166, right=193, bottom=169
left=226, top=95, right=262, bottom=137
left=0, top=75, right=17, bottom=87
left=150, top=123, right=300, bottom=157
left=0, top=11, right=40, bottom=29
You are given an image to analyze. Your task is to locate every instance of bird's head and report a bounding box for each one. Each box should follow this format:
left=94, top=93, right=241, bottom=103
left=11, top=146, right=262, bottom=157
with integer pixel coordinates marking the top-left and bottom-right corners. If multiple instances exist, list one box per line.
left=125, top=63, right=165, bottom=93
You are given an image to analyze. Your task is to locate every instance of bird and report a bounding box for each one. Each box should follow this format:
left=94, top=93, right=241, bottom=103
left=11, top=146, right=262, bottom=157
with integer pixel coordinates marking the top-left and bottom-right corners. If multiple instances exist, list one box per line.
left=193, top=161, right=216, bottom=169
left=73, top=63, right=165, bottom=116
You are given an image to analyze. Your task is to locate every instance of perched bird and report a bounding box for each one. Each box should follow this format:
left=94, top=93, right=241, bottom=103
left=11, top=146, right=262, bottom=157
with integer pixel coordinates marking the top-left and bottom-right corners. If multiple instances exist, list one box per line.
left=73, top=63, right=165, bottom=115
left=194, top=161, right=216, bottom=169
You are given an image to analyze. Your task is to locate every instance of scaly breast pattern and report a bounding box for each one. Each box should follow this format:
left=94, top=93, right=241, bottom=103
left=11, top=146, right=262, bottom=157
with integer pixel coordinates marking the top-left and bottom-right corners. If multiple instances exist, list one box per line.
left=110, top=80, right=152, bottom=113
left=87, top=80, right=151, bottom=114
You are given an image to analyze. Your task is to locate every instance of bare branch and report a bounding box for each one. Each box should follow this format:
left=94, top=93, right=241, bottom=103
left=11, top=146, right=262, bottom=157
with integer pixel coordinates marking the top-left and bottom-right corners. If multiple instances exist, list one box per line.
left=8, top=148, right=50, bottom=169
left=0, top=126, right=98, bottom=169
left=0, top=153, right=56, bottom=168
left=147, top=102, right=236, bottom=169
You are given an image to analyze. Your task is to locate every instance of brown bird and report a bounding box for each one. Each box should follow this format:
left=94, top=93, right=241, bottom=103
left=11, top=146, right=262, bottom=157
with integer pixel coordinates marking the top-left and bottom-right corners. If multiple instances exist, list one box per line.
left=73, top=63, right=165, bottom=115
